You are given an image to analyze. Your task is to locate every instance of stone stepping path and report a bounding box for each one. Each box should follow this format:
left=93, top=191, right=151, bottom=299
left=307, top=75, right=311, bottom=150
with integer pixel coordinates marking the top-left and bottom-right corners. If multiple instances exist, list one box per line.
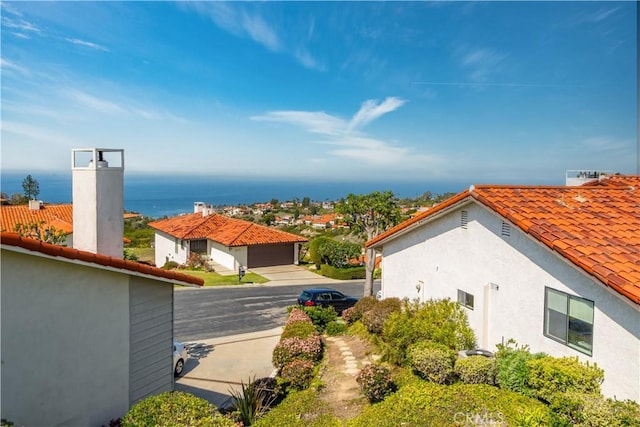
left=326, top=336, right=381, bottom=375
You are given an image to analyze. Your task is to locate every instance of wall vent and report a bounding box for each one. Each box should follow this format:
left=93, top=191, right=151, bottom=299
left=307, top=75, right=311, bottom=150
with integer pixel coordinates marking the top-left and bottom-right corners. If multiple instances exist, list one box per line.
left=501, top=221, right=511, bottom=238
left=461, top=210, right=468, bottom=229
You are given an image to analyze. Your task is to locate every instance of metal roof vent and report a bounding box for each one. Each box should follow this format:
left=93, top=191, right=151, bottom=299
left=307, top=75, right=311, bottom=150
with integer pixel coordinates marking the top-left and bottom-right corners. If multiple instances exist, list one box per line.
left=501, top=221, right=511, bottom=238
left=461, top=210, right=468, bottom=229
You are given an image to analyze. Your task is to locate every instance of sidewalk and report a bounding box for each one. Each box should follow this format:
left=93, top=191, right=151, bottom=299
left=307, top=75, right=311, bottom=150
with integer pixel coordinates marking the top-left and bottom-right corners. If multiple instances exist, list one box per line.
left=174, top=327, right=283, bottom=409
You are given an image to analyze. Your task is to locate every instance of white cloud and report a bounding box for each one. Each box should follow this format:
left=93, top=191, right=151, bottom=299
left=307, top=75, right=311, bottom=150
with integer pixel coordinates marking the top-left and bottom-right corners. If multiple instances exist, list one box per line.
left=183, top=2, right=325, bottom=71
left=0, top=58, right=30, bottom=76
left=251, top=97, right=440, bottom=168
left=1, top=16, right=40, bottom=33
left=241, top=12, right=280, bottom=52
left=251, top=111, right=346, bottom=136
left=1, top=121, right=75, bottom=145
left=581, top=136, right=632, bottom=153
left=347, top=97, right=406, bottom=133
left=457, top=47, right=507, bottom=83
left=65, top=89, right=127, bottom=115
left=65, top=38, right=109, bottom=52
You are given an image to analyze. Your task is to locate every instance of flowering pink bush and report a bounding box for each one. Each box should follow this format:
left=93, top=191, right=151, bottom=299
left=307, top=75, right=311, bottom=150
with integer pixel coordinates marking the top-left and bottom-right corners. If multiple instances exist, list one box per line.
left=286, top=308, right=313, bottom=326
left=356, top=364, right=395, bottom=403
left=272, top=335, right=322, bottom=370
left=280, top=359, right=315, bottom=390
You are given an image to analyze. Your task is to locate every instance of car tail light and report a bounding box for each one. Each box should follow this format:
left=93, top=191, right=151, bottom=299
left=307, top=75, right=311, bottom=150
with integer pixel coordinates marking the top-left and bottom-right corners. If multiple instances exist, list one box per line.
left=304, top=301, right=315, bottom=306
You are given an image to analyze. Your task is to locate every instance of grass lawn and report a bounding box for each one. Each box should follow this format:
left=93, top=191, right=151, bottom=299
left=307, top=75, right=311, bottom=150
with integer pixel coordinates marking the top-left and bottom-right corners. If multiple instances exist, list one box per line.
left=126, top=247, right=155, bottom=262
left=176, top=270, right=269, bottom=286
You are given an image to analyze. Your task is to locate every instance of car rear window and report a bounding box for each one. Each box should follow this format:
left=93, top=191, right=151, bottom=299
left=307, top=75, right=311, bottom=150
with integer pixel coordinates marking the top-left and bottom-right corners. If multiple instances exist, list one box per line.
left=299, top=291, right=312, bottom=302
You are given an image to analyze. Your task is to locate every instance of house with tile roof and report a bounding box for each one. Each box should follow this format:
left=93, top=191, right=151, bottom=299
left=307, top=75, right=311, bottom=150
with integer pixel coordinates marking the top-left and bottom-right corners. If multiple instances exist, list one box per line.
left=1, top=232, right=202, bottom=427
left=0, top=202, right=74, bottom=245
left=1, top=149, right=205, bottom=426
left=149, top=205, right=307, bottom=271
left=366, top=175, right=640, bottom=402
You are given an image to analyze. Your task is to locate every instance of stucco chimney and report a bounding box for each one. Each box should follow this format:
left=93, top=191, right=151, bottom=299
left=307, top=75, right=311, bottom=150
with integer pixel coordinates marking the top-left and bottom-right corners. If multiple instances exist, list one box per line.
left=72, top=148, right=124, bottom=258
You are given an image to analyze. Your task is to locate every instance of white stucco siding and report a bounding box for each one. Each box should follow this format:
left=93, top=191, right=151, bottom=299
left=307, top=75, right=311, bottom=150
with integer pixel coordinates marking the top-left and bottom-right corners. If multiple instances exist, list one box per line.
left=380, top=201, right=640, bottom=401
left=1, top=251, right=131, bottom=426
left=209, top=241, right=246, bottom=270
left=154, top=231, right=188, bottom=267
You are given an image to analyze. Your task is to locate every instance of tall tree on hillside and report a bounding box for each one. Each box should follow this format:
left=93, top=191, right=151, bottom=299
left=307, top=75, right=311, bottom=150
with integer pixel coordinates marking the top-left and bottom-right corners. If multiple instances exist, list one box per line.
left=335, top=191, right=401, bottom=297
left=22, top=174, right=40, bottom=200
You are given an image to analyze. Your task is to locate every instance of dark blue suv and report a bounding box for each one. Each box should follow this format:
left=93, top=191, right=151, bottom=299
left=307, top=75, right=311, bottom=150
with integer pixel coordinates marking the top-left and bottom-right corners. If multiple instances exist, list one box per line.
left=297, top=288, right=359, bottom=315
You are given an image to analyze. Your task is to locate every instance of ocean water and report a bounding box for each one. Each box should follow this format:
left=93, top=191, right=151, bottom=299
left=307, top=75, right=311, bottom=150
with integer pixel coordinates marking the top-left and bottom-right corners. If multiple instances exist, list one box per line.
left=0, top=171, right=466, bottom=218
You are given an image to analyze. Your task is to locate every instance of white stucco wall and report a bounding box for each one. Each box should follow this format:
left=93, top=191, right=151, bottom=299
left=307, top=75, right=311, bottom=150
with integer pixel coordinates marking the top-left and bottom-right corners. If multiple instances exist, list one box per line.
left=154, top=231, right=188, bottom=267
left=1, top=250, right=131, bottom=426
left=378, top=201, right=640, bottom=402
left=209, top=241, right=246, bottom=270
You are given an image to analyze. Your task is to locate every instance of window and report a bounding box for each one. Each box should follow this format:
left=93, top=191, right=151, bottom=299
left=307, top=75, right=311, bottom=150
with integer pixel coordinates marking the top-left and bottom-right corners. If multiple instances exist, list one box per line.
left=544, top=287, right=594, bottom=355
left=457, top=289, right=474, bottom=310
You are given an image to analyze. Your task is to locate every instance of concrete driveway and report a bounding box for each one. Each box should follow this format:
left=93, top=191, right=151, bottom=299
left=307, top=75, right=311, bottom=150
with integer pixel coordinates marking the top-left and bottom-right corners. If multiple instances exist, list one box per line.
left=250, top=264, right=340, bottom=286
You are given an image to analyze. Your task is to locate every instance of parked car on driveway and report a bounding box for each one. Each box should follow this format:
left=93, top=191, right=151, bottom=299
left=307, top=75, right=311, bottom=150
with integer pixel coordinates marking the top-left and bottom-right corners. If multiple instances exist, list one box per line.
left=297, top=288, right=359, bottom=315
left=173, top=341, right=187, bottom=376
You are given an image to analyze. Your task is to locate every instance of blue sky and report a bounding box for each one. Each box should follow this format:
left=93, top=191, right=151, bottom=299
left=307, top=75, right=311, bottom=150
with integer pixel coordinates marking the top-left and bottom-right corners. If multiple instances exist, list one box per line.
left=1, top=1, right=637, bottom=185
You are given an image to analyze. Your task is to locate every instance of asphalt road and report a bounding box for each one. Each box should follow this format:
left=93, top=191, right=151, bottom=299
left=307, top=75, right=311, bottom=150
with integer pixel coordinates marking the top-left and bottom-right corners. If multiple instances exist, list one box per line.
left=174, top=281, right=379, bottom=342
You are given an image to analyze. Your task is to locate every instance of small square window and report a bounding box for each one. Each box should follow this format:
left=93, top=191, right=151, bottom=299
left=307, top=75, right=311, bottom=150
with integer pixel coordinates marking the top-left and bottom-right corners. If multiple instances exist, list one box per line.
left=457, top=289, right=474, bottom=310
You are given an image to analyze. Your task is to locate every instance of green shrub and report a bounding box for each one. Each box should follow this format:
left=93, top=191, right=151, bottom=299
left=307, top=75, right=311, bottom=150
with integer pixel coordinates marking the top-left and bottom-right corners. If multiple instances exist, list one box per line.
left=407, top=340, right=456, bottom=384
left=382, top=299, right=476, bottom=365
left=316, top=239, right=362, bottom=268
left=122, top=391, right=234, bottom=427
left=253, top=389, right=342, bottom=427
left=309, top=237, right=332, bottom=267
left=281, top=359, right=316, bottom=391
left=527, top=356, right=604, bottom=404
left=281, top=321, right=319, bottom=340
left=347, top=382, right=552, bottom=427
left=325, top=320, right=348, bottom=336
left=494, top=339, right=545, bottom=397
left=549, top=392, right=640, bottom=427
left=347, top=296, right=378, bottom=323
left=361, top=298, right=401, bottom=334
left=299, top=305, right=338, bottom=332
left=356, top=363, right=395, bottom=403
left=454, top=356, right=497, bottom=385
left=161, top=260, right=179, bottom=270
left=319, top=264, right=366, bottom=280
left=272, top=335, right=323, bottom=370
left=229, top=376, right=278, bottom=426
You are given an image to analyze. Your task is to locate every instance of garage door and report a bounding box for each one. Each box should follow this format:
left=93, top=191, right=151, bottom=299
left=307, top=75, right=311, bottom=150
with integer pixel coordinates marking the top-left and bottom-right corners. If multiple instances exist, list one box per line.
left=247, top=244, right=293, bottom=268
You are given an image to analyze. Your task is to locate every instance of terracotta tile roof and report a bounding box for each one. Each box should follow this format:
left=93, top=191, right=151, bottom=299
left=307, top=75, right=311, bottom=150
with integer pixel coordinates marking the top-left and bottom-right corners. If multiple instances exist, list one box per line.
left=149, top=213, right=307, bottom=247
left=367, top=177, right=640, bottom=305
left=1, top=232, right=203, bottom=287
left=1, top=204, right=73, bottom=234
left=585, top=175, right=640, bottom=188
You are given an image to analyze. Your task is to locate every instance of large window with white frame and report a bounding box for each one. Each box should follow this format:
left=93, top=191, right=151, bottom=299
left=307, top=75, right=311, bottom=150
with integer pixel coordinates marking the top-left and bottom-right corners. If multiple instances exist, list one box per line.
left=544, top=287, right=594, bottom=355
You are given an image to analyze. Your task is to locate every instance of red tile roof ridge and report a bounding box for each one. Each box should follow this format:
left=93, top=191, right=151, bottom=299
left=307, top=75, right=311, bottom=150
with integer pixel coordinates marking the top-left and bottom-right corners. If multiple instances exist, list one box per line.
left=0, top=232, right=203, bottom=287
left=366, top=190, right=471, bottom=248
left=366, top=178, right=640, bottom=305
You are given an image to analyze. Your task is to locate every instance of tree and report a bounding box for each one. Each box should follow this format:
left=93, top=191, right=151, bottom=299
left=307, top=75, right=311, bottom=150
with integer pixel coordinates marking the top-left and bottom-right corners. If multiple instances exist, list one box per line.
left=22, top=174, right=40, bottom=200
left=262, top=212, right=276, bottom=226
left=13, top=221, right=67, bottom=245
left=335, top=191, right=401, bottom=296
left=302, top=196, right=311, bottom=208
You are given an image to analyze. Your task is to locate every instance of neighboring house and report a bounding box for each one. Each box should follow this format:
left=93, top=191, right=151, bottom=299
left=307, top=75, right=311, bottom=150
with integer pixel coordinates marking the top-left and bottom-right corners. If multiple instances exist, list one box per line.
left=149, top=207, right=308, bottom=270
left=0, top=202, right=74, bottom=246
left=0, top=202, right=140, bottom=247
left=300, top=213, right=337, bottom=229
left=367, top=175, right=640, bottom=402
left=0, top=232, right=203, bottom=426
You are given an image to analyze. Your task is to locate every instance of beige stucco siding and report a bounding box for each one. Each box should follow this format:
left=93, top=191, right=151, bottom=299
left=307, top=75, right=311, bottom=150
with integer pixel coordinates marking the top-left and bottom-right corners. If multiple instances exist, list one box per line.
left=1, top=250, right=130, bottom=426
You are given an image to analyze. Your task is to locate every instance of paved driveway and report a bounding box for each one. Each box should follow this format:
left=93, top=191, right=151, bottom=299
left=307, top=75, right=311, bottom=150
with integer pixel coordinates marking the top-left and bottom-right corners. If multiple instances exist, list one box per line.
left=250, top=264, right=341, bottom=286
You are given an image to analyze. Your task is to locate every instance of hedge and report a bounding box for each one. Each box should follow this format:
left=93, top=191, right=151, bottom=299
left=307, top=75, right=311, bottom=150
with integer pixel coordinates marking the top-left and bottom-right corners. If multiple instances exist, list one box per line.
left=319, top=264, right=366, bottom=280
